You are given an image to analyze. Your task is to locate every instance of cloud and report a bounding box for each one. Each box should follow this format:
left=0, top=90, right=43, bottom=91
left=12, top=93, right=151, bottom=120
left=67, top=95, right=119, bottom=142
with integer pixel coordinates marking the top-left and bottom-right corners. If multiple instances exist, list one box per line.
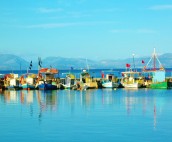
left=111, top=29, right=131, bottom=33
left=149, top=5, right=172, bottom=10
left=26, top=21, right=116, bottom=29
left=111, top=29, right=156, bottom=34
left=66, top=11, right=91, bottom=18
left=93, top=8, right=123, bottom=13
left=75, top=0, right=87, bottom=4
left=37, top=8, right=63, bottom=13
left=65, top=8, right=121, bottom=18
left=136, top=29, right=156, bottom=34
left=27, top=23, right=78, bottom=28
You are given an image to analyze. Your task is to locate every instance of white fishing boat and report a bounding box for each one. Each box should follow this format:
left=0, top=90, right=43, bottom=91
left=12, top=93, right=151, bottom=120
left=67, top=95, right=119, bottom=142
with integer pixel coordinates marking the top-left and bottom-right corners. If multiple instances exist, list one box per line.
left=121, top=71, right=143, bottom=88
left=4, top=74, right=22, bottom=90
left=61, top=73, right=77, bottom=89
left=101, top=73, right=119, bottom=88
left=102, top=80, right=119, bottom=88
left=121, top=53, right=144, bottom=88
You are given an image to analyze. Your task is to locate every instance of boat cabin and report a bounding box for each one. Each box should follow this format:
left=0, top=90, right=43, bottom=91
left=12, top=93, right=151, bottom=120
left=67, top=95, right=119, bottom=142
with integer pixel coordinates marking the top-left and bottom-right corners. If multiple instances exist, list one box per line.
left=106, top=74, right=114, bottom=81
left=39, top=68, right=58, bottom=80
left=143, top=70, right=165, bottom=83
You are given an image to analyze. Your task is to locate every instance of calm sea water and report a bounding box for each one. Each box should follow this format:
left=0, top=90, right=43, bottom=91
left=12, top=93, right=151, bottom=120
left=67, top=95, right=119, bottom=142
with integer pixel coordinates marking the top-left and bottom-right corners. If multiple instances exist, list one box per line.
left=0, top=88, right=172, bottom=142
left=0, top=69, right=122, bottom=78
left=1, top=68, right=172, bottom=78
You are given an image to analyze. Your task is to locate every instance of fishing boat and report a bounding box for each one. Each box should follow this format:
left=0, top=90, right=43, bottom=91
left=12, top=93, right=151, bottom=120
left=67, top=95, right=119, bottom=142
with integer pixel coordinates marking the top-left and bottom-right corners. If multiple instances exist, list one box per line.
left=4, top=74, right=22, bottom=90
left=121, top=54, right=144, bottom=88
left=22, top=83, right=35, bottom=90
left=36, top=68, right=58, bottom=90
left=0, top=74, right=5, bottom=91
left=20, top=74, right=37, bottom=90
left=101, top=72, right=119, bottom=88
left=79, top=70, right=98, bottom=90
left=142, top=48, right=167, bottom=89
left=121, top=71, right=144, bottom=88
left=60, top=73, right=77, bottom=89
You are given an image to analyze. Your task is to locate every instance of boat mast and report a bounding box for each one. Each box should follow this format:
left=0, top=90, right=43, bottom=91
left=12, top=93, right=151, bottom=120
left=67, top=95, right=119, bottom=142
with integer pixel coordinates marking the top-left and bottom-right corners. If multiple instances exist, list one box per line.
left=144, top=48, right=164, bottom=71
left=38, top=57, right=42, bottom=73
left=19, top=62, right=22, bottom=74
left=153, top=48, right=156, bottom=70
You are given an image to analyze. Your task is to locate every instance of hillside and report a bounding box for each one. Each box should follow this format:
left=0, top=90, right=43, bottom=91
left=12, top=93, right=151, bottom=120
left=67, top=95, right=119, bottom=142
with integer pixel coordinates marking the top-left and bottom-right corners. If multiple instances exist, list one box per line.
left=0, top=53, right=172, bottom=70
left=0, top=54, right=29, bottom=70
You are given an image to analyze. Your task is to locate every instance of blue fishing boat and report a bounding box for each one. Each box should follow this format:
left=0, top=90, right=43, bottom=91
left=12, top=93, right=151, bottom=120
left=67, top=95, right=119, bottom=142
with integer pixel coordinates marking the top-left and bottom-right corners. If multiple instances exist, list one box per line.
left=36, top=68, right=58, bottom=90
left=37, top=81, right=57, bottom=90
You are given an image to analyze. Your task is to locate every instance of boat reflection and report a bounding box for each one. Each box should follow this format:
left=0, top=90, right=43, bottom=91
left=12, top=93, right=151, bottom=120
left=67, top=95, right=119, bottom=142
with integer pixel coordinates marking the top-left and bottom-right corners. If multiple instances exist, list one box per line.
left=0, top=89, right=170, bottom=128
left=2, top=90, right=18, bottom=103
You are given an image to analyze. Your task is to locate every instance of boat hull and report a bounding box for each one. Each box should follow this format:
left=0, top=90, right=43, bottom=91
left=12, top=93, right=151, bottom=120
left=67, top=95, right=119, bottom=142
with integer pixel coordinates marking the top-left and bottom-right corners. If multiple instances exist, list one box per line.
left=123, top=83, right=140, bottom=88
left=102, top=82, right=119, bottom=88
left=61, top=83, right=77, bottom=89
left=22, top=83, right=35, bottom=90
left=7, top=86, right=22, bottom=90
left=61, top=84, right=71, bottom=89
left=150, top=82, right=168, bottom=89
left=38, top=83, right=57, bottom=90
left=167, top=82, right=172, bottom=89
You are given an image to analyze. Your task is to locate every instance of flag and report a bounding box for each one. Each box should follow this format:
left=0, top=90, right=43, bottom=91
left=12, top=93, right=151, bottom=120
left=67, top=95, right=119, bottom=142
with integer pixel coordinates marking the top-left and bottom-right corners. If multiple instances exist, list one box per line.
left=38, top=57, right=42, bottom=68
left=101, top=71, right=104, bottom=78
left=126, top=64, right=130, bottom=68
left=29, top=60, right=32, bottom=70
left=142, top=60, right=145, bottom=64
left=30, top=61, right=32, bottom=67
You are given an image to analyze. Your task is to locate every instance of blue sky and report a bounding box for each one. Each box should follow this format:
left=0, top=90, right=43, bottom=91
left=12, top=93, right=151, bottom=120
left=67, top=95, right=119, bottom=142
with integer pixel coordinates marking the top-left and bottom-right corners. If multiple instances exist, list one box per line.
left=0, top=0, right=172, bottom=61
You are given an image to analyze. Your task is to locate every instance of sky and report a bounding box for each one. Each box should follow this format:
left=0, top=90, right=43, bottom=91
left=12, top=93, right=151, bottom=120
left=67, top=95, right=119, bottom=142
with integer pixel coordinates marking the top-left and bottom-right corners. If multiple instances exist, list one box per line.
left=0, top=0, right=172, bottom=61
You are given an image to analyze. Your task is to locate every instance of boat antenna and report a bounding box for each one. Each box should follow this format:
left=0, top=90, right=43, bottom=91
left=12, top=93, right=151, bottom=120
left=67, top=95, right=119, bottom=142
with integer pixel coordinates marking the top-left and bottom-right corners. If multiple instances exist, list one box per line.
left=86, top=58, right=89, bottom=72
left=132, top=53, right=136, bottom=71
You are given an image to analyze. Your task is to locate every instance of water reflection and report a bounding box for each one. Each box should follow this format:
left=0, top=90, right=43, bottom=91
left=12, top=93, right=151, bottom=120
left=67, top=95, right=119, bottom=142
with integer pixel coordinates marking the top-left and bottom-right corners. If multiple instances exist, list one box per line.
left=154, top=104, right=157, bottom=129
left=102, top=89, right=113, bottom=105
left=1, top=90, right=18, bottom=103
left=0, top=89, right=172, bottom=129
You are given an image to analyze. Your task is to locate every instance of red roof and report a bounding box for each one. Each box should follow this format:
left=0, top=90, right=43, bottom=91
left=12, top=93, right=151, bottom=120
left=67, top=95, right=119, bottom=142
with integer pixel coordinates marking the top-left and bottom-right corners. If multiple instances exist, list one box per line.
left=39, top=68, right=58, bottom=74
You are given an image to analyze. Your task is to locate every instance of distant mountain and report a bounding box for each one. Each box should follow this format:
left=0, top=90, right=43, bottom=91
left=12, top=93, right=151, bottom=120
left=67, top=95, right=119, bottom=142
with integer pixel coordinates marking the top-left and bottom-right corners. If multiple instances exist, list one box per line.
left=0, top=53, right=172, bottom=70
left=158, top=53, right=172, bottom=68
left=0, top=54, right=29, bottom=70
left=41, top=57, right=99, bottom=69
left=159, top=53, right=172, bottom=59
